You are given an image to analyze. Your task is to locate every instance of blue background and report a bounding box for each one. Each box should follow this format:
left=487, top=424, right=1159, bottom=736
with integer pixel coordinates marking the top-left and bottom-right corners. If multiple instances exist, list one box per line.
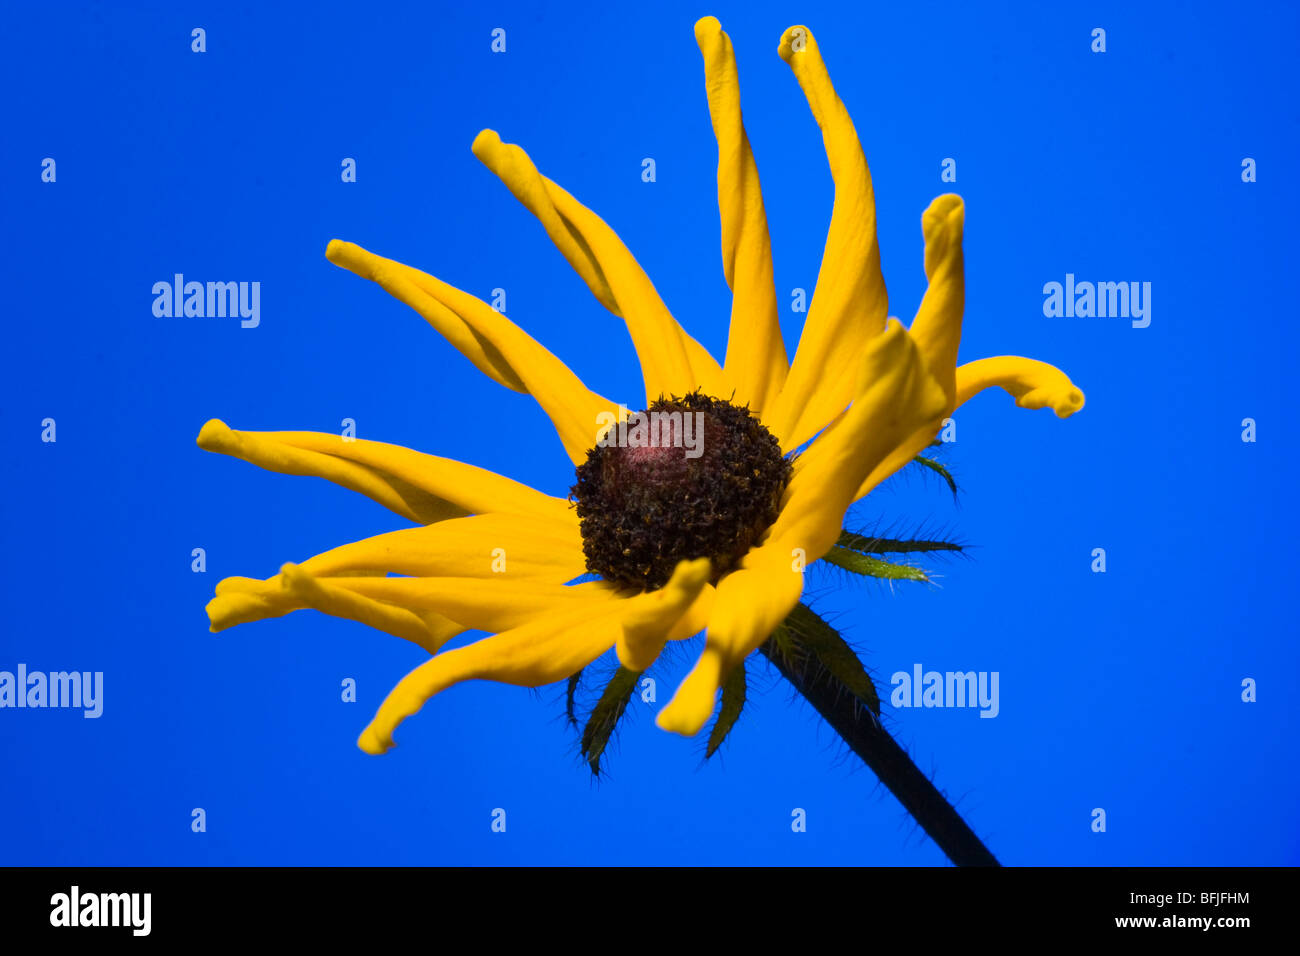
left=3, top=0, right=1296, bottom=866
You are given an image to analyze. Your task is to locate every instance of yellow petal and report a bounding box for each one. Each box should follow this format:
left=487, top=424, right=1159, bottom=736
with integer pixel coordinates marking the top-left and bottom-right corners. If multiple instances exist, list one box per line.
left=907, top=195, right=965, bottom=406
left=656, top=556, right=803, bottom=736
left=954, top=356, right=1085, bottom=418
left=207, top=512, right=588, bottom=635
left=471, top=130, right=730, bottom=405
left=616, top=557, right=711, bottom=671
left=849, top=195, right=968, bottom=502
left=358, top=568, right=707, bottom=754
left=771, top=320, right=949, bottom=561
left=197, top=420, right=572, bottom=526
left=665, top=583, right=716, bottom=643
left=206, top=571, right=462, bottom=655
left=694, top=17, right=788, bottom=417
left=296, top=513, right=587, bottom=581
left=206, top=578, right=297, bottom=632
left=279, top=563, right=461, bottom=654
left=848, top=419, right=948, bottom=506
left=762, top=25, right=888, bottom=452
left=312, top=575, right=620, bottom=633
left=325, top=239, right=617, bottom=465
left=209, top=554, right=614, bottom=654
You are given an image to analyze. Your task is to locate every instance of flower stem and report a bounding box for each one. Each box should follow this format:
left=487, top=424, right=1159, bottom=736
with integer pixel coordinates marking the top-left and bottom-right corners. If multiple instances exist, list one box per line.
left=758, top=640, right=1000, bottom=867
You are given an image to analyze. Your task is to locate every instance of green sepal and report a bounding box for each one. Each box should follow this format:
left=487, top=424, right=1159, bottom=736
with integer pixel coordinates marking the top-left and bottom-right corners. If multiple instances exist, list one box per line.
left=912, top=454, right=958, bottom=497
left=580, top=665, right=642, bottom=776
left=706, top=660, right=748, bottom=758
left=821, top=545, right=929, bottom=582
left=837, top=530, right=963, bottom=556
left=565, top=669, right=583, bottom=730
left=782, top=603, right=880, bottom=716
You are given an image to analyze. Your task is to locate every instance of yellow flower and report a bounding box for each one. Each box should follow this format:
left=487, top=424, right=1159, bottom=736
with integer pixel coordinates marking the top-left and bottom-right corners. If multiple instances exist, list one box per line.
left=198, top=18, right=1083, bottom=755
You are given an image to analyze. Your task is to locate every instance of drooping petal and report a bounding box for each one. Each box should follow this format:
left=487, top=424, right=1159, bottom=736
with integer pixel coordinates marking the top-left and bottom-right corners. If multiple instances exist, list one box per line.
left=694, top=16, right=788, bottom=417
left=279, top=563, right=462, bottom=653
left=770, top=320, right=949, bottom=562
left=762, top=24, right=888, bottom=452
left=616, top=557, right=711, bottom=671
left=954, top=356, right=1086, bottom=417
left=357, top=560, right=709, bottom=754
left=301, top=575, right=620, bottom=634
left=834, top=194, right=963, bottom=509
left=206, top=513, right=589, bottom=636
left=907, top=195, right=966, bottom=406
left=471, top=130, right=730, bottom=405
left=656, top=554, right=803, bottom=737
left=208, top=568, right=621, bottom=655
left=206, top=572, right=463, bottom=655
left=197, top=420, right=573, bottom=526
left=325, top=239, right=617, bottom=465
left=206, top=577, right=298, bottom=632
left=664, top=583, right=717, bottom=643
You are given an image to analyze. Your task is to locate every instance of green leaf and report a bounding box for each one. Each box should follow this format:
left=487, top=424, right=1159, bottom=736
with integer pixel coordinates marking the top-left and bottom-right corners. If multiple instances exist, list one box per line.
left=837, top=530, right=963, bottom=556
left=783, top=603, right=880, bottom=715
left=912, top=454, right=958, bottom=496
left=706, top=660, right=748, bottom=758
left=821, top=545, right=929, bottom=582
left=580, top=666, right=641, bottom=776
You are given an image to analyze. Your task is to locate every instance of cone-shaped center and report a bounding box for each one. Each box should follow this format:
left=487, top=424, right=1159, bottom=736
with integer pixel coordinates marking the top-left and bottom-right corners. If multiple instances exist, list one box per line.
left=571, top=392, right=792, bottom=591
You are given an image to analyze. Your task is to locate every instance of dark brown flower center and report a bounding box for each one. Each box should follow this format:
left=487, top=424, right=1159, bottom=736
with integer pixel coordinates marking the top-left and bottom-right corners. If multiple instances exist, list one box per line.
left=571, top=392, right=792, bottom=591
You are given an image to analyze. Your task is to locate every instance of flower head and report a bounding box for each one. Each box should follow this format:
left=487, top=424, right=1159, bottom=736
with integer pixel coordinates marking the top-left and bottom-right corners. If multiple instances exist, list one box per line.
left=573, top=391, right=792, bottom=591
left=198, top=18, right=1083, bottom=755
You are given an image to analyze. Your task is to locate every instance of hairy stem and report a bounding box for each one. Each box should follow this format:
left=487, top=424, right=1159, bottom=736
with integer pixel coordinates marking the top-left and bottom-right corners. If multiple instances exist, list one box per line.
left=759, top=640, right=1000, bottom=867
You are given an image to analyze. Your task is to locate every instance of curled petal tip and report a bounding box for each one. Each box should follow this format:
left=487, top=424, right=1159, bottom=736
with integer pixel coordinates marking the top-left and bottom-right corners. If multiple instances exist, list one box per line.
left=357, top=728, right=392, bottom=755
left=1057, top=387, right=1086, bottom=417
left=326, top=239, right=380, bottom=280
left=1016, top=383, right=1085, bottom=417
left=326, top=240, right=380, bottom=281
left=694, top=15, right=721, bottom=40
left=924, top=194, right=965, bottom=232
left=954, top=356, right=1085, bottom=420
left=778, top=24, right=813, bottom=60
left=196, top=418, right=232, bottom=451
left=325, top=240, right=385, bottom=284
left=278, top=562, right=310, bottom=596
left=471, top=128, right=501, bottom=157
